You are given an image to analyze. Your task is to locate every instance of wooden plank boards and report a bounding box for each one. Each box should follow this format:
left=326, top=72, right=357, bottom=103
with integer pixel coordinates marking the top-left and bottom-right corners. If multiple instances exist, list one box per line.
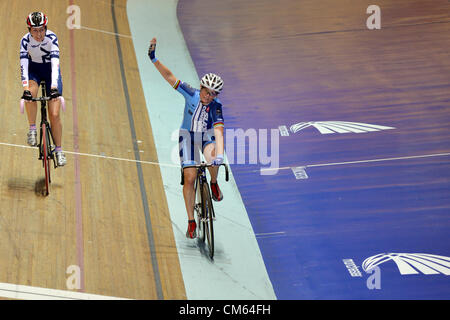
left=0, top=0, right=185, bottom=299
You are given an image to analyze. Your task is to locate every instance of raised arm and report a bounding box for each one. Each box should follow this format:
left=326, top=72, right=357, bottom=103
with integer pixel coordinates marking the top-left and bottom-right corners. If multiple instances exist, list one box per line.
left=148, top=37, right=178, bottom=87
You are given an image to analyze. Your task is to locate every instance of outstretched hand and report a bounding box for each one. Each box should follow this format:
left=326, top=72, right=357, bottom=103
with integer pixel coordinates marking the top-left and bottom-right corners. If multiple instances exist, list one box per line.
left=148, top=37, right=157, bottom=63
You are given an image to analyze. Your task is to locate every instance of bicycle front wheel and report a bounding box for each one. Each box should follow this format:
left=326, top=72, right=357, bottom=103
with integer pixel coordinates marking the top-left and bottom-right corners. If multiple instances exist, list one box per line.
left=195, top=180, right=206, bottom=243
left=202, top=182, right=215, bottom=259
left=41, top=123, right=51, bottom=196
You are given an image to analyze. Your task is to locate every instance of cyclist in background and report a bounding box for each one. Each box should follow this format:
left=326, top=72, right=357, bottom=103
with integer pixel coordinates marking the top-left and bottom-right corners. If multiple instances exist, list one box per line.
left=20, top=12, right=66, bottom=167
left=148, top=37, right=224, bottom=239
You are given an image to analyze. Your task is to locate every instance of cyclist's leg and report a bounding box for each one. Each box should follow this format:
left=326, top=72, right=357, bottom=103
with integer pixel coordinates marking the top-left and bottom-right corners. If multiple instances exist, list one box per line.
left=203, top=133, right=223, bottom=201
left=179, top=130, right=199, bottom=221
left=181, top=162, right=198, bottom=239
left=47, top=68, right=63, bottom=147
left=25, top=62, right=44, bottom=127
left=48, top=97, right=62, bottom=146
left=182, top=167, right=197, bottom=221
left=47, top=70, right=66, bottom=165
left=25, top=80, right=39, bottom=126
left=25, top=80, right=39, bottom=146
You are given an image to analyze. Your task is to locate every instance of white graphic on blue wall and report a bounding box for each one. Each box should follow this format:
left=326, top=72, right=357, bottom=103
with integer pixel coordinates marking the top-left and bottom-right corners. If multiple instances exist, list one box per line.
left=289, top=121, right=395, bottom=135
left=362, top=253, right=450, bottom=275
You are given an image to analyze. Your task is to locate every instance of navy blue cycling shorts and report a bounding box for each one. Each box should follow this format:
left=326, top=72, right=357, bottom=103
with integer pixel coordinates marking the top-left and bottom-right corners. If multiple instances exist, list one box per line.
left=28, top=61, right=63, bottom=97
left=179, top=129, right=215, bottom=168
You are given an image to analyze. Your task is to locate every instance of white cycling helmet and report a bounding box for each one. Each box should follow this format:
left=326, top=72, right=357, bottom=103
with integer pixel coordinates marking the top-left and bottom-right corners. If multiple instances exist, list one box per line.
left=27, top=12, right=48, bottom=28
left=200, top=73, right=224, bottom=93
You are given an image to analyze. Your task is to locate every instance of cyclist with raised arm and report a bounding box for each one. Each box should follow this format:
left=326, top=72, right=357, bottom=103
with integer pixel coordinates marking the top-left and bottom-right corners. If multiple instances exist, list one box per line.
left=148, top=37, right=224, bottom=239
left=20, top=12, right=66, bottom=167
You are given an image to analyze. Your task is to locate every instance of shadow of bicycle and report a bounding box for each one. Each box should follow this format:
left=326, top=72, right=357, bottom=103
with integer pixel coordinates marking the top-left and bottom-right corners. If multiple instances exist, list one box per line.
left=7, top=177, right=58, bottom=197
left=196, top=239, right=213, bottom=261
left=34, top=178, right=49, bottom=197
left=195, top=238, right=228, bottom=263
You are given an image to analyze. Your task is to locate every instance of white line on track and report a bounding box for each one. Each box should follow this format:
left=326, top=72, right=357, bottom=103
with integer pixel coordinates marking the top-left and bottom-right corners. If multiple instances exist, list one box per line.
left=255, top=231, right=287, bottom=238
left=79, top=25, right=132, bottom=39
left=0, top=282, right=129, bottom=300
left=260, top=152, right=450, bottom=174
left=4, top=143, right=449, bottom=173
left=0, top=141, right=179, bottom=168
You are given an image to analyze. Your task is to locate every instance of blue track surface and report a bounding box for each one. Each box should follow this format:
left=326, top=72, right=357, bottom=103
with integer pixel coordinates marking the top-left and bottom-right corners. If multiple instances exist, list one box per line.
left=177, top=0, right=450, bottom=299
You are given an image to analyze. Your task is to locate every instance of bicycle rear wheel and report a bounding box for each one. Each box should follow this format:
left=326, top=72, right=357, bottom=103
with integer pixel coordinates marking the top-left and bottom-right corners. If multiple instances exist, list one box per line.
left=202, top=182, right=215, bottom=259
left=41, top=123, right=51, bottom=196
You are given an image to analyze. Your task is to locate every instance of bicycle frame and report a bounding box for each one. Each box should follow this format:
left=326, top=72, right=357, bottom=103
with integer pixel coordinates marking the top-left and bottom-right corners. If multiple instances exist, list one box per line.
left=34, top=82, right=57, bottom=169
left=180, top=162, right=229, bottom=186
left=181, top=162, right=229, bottom=259
left=30, top=82, right=56, bottom=195
left=20, top=81, right=65, bottom=196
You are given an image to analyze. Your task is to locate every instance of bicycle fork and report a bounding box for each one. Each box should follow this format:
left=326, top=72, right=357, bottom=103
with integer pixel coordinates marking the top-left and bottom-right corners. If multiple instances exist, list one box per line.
left=38, top=121, right=57, bottom=169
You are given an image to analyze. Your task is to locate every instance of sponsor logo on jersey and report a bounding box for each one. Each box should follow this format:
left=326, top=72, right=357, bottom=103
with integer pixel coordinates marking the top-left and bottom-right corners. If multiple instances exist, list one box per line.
left=198, top=106, right=209, bottom=131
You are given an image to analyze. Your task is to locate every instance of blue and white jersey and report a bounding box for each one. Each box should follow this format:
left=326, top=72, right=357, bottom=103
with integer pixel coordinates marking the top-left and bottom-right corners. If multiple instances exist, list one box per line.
left=173, top=80, right=224, bottom=132
left=20, top=30, right=60, bottom=88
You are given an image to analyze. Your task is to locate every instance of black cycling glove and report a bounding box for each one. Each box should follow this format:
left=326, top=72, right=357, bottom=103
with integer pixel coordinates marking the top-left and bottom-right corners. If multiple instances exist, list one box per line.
left=148, top=41, right=157, bottom=63
left=50, top=88, right=61, bottom=99
left=22, top=90, right=33, bottom=101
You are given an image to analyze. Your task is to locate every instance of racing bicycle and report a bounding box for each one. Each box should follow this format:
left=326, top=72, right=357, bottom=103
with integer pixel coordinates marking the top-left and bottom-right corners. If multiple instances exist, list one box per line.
left=20, top=81, right=65, bottom=196
left=181, top=162, right=229, bottom=259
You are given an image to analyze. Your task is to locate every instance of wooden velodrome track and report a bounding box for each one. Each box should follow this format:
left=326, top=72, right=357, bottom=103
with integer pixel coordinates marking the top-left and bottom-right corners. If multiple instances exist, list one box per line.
left=0, top=0, right=184, bottom=299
